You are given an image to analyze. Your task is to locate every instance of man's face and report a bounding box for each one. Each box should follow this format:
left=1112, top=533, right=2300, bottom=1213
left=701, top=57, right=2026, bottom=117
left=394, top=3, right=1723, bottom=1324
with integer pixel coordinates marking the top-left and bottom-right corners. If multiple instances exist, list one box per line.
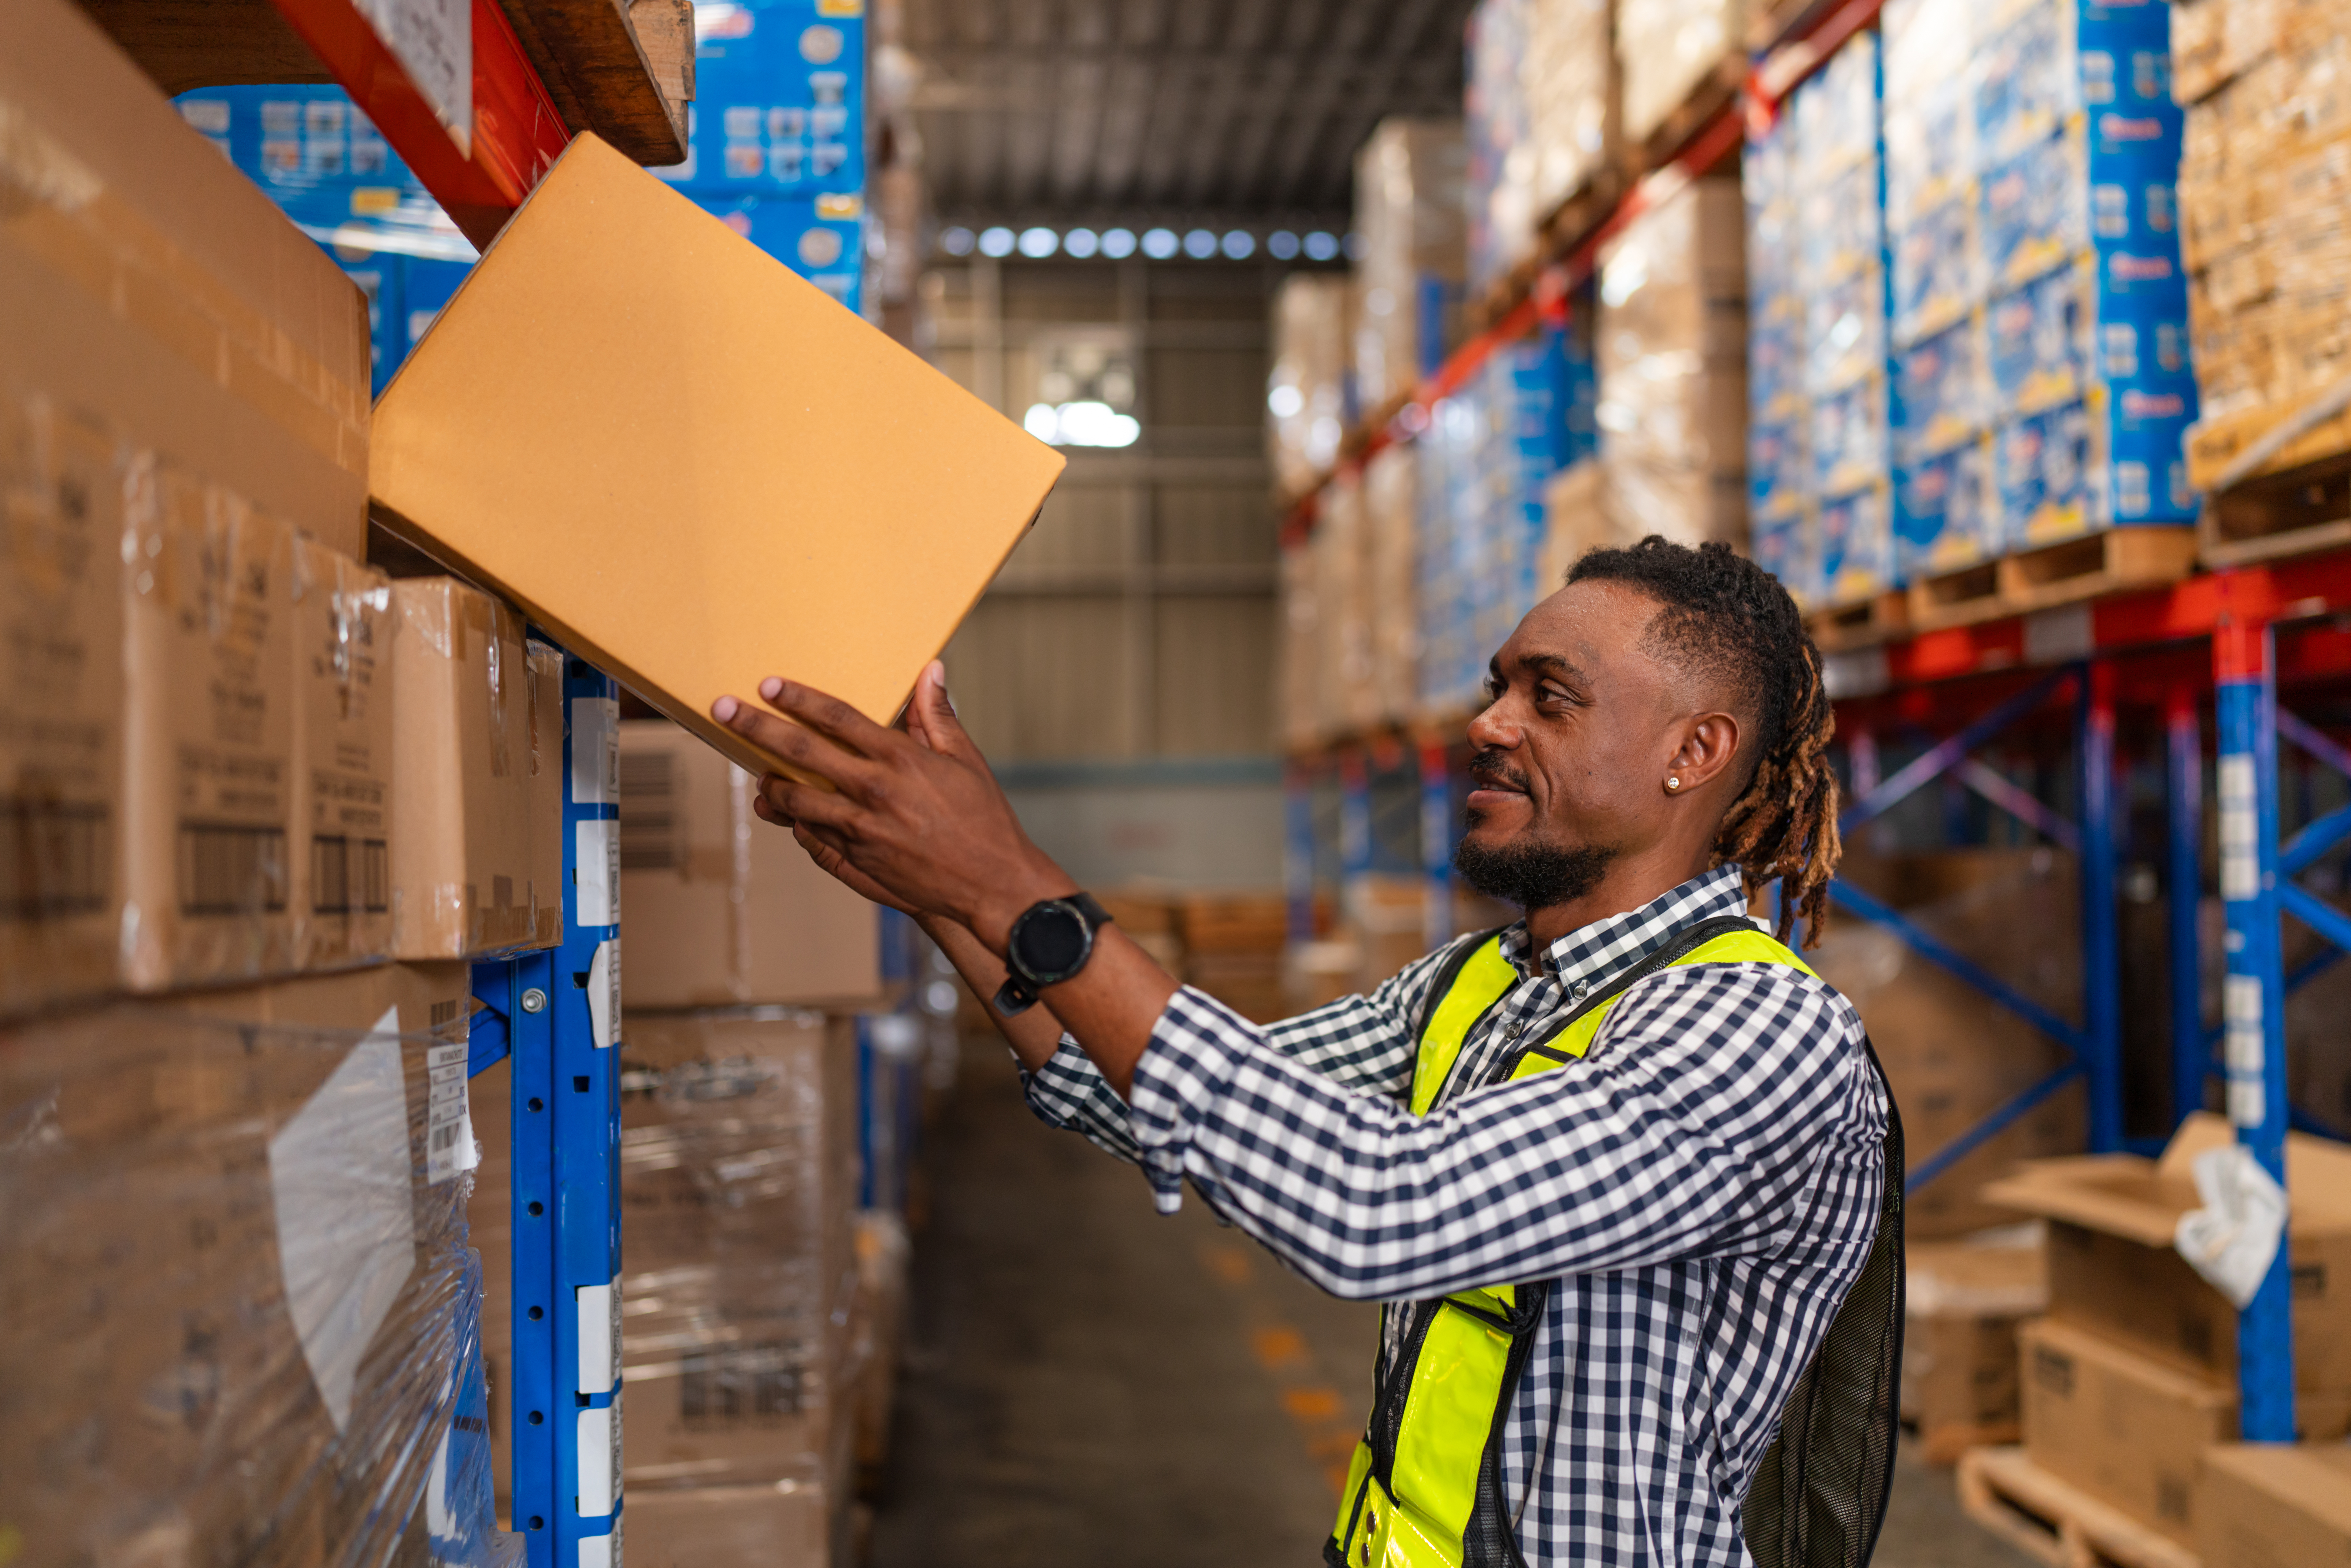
left=1456, top=581, right=1687, bottom=906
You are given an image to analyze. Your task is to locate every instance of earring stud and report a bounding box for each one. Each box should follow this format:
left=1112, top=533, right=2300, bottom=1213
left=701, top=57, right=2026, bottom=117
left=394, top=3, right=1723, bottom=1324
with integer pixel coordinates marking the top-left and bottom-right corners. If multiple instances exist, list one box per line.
left=1667, top=776, right=1681, bottom=791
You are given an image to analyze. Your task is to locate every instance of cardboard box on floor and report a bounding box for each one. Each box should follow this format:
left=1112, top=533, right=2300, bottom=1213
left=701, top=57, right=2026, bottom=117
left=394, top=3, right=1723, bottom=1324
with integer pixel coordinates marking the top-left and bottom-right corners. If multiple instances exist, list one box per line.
left=0, top=0, right=372, bottom=1015
left=2017, top=1317, right=2237, bottom=1546
left=2199, top=1443, right=2351, bottom=1568
left=617, top=720, right=884, bottom=1009
left=1983, top=1112, right=2351, bottom=1396
left=1901, top=1232, right=2047, bottom=1461
left=367, top=133, right=1063, bottom=786
left=388, top=579, right=564, bottom=959
left=622, top=1478, right=838, bottom=1567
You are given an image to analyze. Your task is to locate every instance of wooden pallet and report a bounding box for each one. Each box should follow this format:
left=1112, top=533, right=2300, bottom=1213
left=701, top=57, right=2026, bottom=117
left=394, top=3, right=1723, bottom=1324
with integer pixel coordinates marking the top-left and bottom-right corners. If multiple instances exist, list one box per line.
left=2199, top=447, right=2351, bottom=567
left=1902, top=1414, right=2019, bottom=1467
left=1639, top=53, right=1748, bottom=171
left=1956, top=1448, right=2201, bottom=1568
left=1908, top=557, right=2007, bottom=631
left=1905, top=528, right=2198, bottom=630
left=1806, top=589, right=1911, bottom=650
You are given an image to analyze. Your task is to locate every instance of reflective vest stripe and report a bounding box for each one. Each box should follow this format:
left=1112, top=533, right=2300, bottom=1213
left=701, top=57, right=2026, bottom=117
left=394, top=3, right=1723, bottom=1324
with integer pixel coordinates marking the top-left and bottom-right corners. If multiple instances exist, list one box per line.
left=1331, top=921, right=1816, bottom=1568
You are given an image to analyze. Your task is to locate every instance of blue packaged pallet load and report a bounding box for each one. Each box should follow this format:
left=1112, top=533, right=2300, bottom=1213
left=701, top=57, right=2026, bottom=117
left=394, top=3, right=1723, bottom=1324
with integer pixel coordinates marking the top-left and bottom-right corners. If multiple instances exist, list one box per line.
left=657, top=0, right=869, bottom=314
left=1883, top=0, right=2195, bottom=576
left=1745, top=110, right=1816, bottom=602
left=657, top=0, right=866, bottom=197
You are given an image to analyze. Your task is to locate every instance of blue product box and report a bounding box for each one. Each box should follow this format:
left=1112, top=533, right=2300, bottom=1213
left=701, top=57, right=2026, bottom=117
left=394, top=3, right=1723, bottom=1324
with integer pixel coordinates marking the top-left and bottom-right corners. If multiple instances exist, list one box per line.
left=1799, top=162, right=1885, bottom=289
left=175, top=86, right=471, bottom=259
left=1819, top=482, right=1898, bottom=602
left=1994, top=381, right=2196, bottom=544
left=1985, top=249, right=2193, bottom=418
left=1972, top=0, right=2178, bottom=166
left=1885, top=78, right=1973, bottom=227
left=402, top=257, right=472, bottom=355
left=660, top=0, right=865, bottom=196
left=1892, top=197, right=1978, bottom=347
left=1813, top=378, right=1892, bottom=497
left=1807, top=268, right=1890, bottom=396
left=1895, top=436, right=2000, bottom=577
left=330, top=252, right=400, bottom=395
left=1979, top=129, right=2090, bottom=292
left=1752, top=511, right=1820, bottom=608
left=692, top=193, right=865, bottom=312
left=1751, top=420, right=1812, bottom=527
left=1894, top=318, right=1990, bottom=462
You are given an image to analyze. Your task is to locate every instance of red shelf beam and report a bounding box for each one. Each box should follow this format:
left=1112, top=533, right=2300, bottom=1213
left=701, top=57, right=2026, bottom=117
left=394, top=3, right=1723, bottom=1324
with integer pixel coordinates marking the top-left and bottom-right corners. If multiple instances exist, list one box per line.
left=269, top=0, right=569, bottom=248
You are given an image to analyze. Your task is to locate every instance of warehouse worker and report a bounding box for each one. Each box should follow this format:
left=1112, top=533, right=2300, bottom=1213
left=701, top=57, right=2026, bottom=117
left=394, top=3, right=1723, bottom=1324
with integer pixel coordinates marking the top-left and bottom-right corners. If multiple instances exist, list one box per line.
left=712, top=535, right=1901, bottom=1568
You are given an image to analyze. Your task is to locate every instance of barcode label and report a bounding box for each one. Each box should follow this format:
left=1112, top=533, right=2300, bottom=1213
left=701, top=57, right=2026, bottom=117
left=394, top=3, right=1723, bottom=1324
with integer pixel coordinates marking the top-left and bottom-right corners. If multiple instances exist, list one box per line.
left=617, top=750, right=680, bottom=869
left=572, top=697, right=620, bottom=806
left=309, top=834, right=387, bottom=913
left=0, top=797, right=111, bottom=921
left=424, top=1040, right=475, bottom=1185
left=576, top=818, right=619, bottom=927
left=178, top=821, right=288, bottom=915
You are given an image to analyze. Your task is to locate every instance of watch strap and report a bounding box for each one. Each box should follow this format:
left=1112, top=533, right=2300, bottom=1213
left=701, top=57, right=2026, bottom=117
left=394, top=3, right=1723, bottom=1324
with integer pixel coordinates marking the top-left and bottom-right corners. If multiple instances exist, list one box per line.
left=996, top=891, right=1116, bottom=1014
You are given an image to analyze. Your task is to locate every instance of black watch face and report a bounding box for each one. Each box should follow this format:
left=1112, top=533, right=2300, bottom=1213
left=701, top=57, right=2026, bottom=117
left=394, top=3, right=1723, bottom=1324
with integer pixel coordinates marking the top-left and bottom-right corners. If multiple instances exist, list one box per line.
left=1018, top=902, right=1092, bottom=984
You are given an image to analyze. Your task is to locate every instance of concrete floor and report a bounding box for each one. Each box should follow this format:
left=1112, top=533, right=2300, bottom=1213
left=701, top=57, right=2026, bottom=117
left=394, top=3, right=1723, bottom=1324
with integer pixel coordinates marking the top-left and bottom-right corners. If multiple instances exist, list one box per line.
left=869, top=1038, right=2039, bottom=1568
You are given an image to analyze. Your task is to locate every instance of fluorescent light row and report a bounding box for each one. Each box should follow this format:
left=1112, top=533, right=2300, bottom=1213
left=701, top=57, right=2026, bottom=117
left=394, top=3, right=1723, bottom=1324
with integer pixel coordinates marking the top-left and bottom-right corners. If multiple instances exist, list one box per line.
left=937, top=225, right=1358, bottom=263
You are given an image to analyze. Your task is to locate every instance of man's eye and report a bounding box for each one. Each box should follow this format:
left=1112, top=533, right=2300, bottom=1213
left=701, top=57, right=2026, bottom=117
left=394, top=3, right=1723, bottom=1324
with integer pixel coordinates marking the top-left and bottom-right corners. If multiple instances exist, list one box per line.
left=1483, top=680, right=1505, bottom=702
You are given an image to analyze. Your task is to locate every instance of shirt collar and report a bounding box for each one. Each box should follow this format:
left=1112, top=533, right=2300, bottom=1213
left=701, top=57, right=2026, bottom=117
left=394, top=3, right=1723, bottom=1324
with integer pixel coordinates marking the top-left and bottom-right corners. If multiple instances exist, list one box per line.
left=1494, top=865, right=1751, bottom=988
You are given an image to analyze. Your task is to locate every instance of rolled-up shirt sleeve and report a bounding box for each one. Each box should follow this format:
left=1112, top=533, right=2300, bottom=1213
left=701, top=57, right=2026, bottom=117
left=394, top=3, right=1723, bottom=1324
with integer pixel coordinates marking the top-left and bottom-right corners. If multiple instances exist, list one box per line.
left=1017, top=934, right=1469, bottom=1173
left=1122, top=964, right=1882, bottom=1303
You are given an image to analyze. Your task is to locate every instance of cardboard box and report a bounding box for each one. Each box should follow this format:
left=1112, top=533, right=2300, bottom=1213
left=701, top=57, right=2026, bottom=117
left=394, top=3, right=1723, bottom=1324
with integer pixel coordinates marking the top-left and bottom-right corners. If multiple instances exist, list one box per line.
left=0, top=398, right=126, bottom=1016
left=0, top=0, right=372, bottom=1013
left=617, top=720, right=884, bottom=1009
left=121, top=458, right=300, bottom=989
left=2199, top=1442, right=2351, bottom=1568
left=1903, top=1233, right=2048, bottom=1459
left=368, top=134, right=1063, bottom=786
left=0, top=0, right=370, bottom=559
left=2018, top=1317, right=2236, bottom=1544
left=1984, top=1114, right=2351, bottom=1394
left=0, top=962, right=489, bottom=1562
left=289, top=538, right=395, bottom=969
left=621, top=1477, right=838, bottom=1566
left=525, top=639, right=565, bottom=946
left=388, top=578, right=561, bottom=958
left=620, top=1010, right=861, bottom=1492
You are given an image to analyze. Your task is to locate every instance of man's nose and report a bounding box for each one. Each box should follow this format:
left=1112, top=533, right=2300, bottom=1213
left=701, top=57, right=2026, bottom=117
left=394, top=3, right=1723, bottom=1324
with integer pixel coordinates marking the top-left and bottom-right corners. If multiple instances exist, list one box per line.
left=1467, top=702, right=1520, bottom=751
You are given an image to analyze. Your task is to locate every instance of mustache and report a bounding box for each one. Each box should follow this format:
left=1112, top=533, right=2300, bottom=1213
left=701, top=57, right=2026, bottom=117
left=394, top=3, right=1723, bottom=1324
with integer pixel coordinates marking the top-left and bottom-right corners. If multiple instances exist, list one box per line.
left=1467, top=750, right=1531, bottom=794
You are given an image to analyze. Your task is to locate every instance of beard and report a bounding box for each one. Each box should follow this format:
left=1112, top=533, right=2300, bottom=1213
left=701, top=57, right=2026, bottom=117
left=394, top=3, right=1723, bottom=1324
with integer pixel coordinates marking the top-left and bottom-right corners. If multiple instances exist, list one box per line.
left=1452, top=828, right=1617, bottom=912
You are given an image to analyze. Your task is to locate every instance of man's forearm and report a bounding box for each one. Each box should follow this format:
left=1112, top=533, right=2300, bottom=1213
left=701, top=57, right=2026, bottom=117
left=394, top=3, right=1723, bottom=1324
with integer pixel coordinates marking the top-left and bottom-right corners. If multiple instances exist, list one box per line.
left=917, top=911, right=1069, bottom=1071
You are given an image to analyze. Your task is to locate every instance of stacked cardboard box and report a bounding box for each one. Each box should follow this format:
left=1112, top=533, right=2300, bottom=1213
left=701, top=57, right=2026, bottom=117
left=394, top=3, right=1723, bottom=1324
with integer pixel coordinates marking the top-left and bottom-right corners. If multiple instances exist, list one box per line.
left=1269, top=275, right=1357, bottom=502
left=1744, top=34, right=1892, bottom=606
left=615, top=1009, right=866, bottom=1559
left=1466, top=0, right=1540, bottom=295
left=1902, top=1231, right=2049, bottom=1462
left=1983, top=1115, right=2351, bottom=1547
left=0, top=963, right=511, bottom=1562
left=1352, top=119, right=1468, bottom=411
left=2200, top=1443, right=2351, bottom=1566
left=1527, top=0, right=1616, bottom=225
left=2173, top=0, right=2351, bottom=482
left=1808, top=848, right=2087, bottom=1236
left=1882, top=0, right=2196, bottom=573
left=1180, top=891, right=1294, bottom=1023
left=1594, top=178, right=1751, bottom=555
left=1618, top=0, right=1747, bottom=150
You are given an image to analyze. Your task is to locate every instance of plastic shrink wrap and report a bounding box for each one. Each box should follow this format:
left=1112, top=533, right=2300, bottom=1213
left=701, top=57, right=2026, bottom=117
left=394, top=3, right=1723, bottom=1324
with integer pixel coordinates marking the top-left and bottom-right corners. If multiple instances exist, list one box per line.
left=1268, top=275, right=1356, bottom=500
left=1617, top=0, right=1748, bottom=148
left=1596, top=177, right=1750, bottom=554
left=1352, top=119, right=1467, bottom=410
left=2174, top=0, right=2351, bottom=480
left=1884, top=0, right=2195, bottom=559
left=1467, top=0, right=1539, bottom=295
left=617, top=1009, right=863, bottom=1559
left=1528, top=0, right=1615, bottom=221
left=0, top=969, right=517, bottom=1566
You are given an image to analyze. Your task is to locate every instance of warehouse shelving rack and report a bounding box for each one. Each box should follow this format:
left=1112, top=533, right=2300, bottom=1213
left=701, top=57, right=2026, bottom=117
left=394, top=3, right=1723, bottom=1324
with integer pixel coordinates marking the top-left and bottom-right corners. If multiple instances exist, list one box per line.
left=1276, top=0, right=2343, bottom=1447
left=78, top=0, right=668, bottom=1557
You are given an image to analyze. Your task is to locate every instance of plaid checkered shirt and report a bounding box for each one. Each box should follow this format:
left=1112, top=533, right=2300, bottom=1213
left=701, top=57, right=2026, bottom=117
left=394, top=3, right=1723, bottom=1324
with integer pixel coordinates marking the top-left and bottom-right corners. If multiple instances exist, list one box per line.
left=1021, top=865, right=1886, bottom=1566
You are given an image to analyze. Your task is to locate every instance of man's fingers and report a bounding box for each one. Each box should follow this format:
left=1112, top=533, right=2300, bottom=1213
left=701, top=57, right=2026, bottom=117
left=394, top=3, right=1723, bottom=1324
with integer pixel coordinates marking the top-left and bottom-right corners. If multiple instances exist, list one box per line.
left=713, top=694, right=880, bottom=795
left=757, top=677, right=901, bottom=759
left=907, top=660, right=985, bottom=766
left=761, top=772, right=861, bottom=832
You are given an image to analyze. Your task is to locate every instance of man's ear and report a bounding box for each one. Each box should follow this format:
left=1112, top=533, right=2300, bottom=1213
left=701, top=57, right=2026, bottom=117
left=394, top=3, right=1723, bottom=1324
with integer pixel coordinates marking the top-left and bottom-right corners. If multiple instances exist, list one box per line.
left=1666, top=711, right=1742, bottom=793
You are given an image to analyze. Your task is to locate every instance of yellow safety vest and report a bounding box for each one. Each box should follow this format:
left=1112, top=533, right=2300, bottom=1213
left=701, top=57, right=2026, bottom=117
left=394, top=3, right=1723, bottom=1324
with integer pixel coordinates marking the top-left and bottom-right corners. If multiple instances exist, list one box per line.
left=1328, top=916, right=1819, bottom=1568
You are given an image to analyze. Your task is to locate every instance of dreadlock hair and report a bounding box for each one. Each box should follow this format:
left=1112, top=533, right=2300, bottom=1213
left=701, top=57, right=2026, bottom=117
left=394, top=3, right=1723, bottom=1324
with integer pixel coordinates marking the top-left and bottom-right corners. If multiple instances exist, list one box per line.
left=1565, top=535, right=1841, bottom=947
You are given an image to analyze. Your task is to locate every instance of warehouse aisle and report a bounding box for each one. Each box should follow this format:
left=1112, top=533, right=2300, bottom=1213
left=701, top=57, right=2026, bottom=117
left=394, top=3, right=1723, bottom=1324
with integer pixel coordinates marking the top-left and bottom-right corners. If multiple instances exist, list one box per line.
left=867, top=1038, right=1378, bottom=1565
left=871, top=1036, right=2038, bottom=1568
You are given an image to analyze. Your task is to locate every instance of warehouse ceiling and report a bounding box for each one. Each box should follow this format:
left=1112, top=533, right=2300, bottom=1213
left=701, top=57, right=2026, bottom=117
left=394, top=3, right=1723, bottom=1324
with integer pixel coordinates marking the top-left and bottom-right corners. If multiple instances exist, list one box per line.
left=899, top=0, right=1475, bottom=233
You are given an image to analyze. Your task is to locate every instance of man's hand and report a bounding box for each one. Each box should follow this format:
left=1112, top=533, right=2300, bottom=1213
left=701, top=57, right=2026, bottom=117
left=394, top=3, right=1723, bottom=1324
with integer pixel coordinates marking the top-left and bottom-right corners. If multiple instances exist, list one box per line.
left=712, top=662, right=1070, bottom=951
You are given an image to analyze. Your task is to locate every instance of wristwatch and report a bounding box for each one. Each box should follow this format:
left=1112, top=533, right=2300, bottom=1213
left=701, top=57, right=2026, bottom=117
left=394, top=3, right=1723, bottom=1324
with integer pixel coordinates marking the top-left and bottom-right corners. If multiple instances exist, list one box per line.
left=993, top=891, right=1115, bottom=1017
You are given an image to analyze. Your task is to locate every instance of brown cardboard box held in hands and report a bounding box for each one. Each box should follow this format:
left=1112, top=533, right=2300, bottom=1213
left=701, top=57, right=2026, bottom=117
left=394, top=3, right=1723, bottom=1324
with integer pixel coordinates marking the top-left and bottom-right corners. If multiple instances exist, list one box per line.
left=367, top=133, right=1065, bottom=782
